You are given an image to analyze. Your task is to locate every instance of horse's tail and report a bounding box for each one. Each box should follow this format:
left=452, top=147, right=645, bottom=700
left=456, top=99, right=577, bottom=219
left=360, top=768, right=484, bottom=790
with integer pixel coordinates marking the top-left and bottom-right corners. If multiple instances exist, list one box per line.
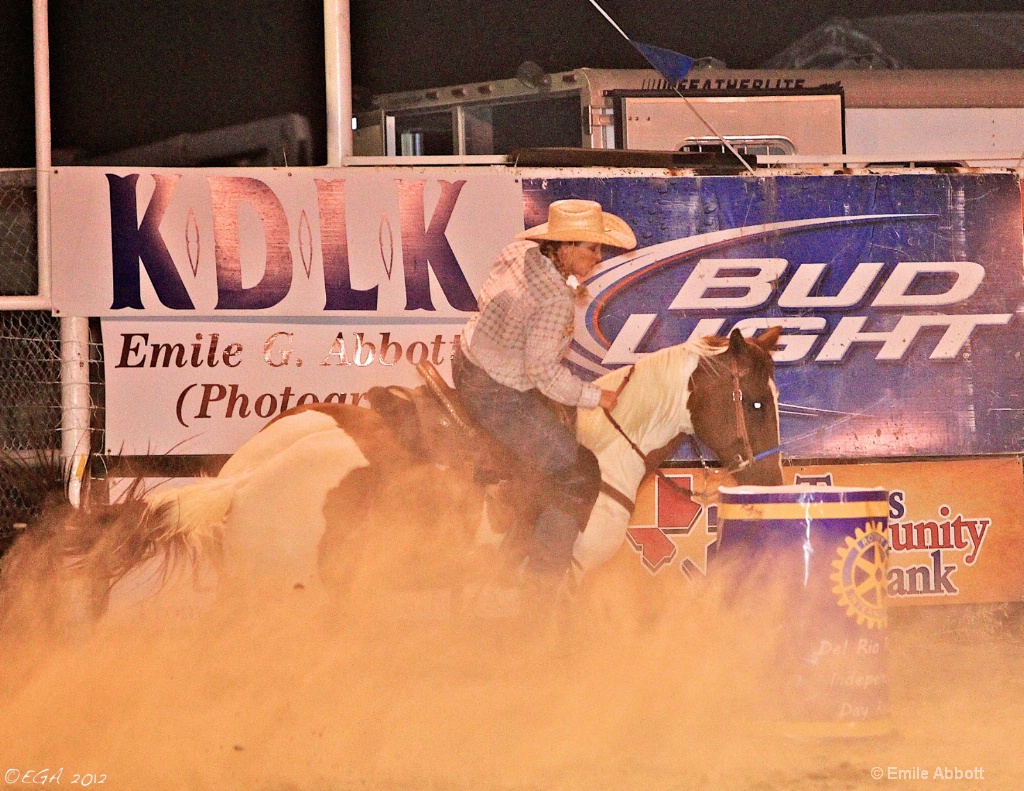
left=59, top=475, right=243, bottom=606
left=0, top=510, right=79, bottom=643
left=131, top=475, right=243, bottom=576
left=0, top=475, right=242, bottom=647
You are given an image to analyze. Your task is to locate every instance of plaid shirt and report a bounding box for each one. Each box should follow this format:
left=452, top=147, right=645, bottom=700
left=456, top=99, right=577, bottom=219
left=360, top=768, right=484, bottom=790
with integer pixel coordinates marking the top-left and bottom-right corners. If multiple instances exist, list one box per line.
left=461, top=241, right=601, bottom=409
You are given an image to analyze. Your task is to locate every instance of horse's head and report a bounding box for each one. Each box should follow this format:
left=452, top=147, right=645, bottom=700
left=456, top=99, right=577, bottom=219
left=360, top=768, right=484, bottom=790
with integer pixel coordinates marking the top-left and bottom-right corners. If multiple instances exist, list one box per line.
left=688, top=327, right=784, bottom=486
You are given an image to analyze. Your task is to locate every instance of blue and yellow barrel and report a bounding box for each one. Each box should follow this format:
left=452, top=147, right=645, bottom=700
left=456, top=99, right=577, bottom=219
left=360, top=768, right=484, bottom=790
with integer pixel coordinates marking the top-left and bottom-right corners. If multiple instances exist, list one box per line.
left=717, top=485, right=892, bottom=739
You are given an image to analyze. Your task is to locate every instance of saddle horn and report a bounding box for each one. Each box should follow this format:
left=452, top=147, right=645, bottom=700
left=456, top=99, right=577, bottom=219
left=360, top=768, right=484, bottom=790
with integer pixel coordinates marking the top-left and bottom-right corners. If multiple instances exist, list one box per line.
left=415, top=361, right=477, bottom=435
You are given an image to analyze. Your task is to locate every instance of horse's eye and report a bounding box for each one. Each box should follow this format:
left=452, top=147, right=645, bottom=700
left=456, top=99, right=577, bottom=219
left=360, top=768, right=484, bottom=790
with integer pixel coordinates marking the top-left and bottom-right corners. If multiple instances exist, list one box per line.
left=752, top=401, right=763, bottom=410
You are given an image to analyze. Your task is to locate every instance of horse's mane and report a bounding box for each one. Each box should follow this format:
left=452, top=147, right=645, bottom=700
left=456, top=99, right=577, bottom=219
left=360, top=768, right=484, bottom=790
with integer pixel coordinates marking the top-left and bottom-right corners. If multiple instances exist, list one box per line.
left=579, top=339, right=730, bottom=452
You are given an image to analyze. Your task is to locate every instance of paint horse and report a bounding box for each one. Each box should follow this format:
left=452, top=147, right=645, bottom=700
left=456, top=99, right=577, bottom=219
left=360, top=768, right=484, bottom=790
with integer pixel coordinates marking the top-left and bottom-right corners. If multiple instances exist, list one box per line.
left=0, top=328, right=783, bottom=629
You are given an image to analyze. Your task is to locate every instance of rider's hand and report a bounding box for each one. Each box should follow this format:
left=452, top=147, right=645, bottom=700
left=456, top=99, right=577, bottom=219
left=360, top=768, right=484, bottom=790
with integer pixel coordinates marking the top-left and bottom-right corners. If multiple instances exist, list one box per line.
left=599, top=389, right=618, bottom=412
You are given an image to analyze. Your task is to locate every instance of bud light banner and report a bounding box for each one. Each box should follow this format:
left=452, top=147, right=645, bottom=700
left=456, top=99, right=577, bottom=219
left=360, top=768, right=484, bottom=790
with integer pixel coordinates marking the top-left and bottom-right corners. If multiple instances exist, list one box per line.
left=525, top=173, right=1024, bottom=459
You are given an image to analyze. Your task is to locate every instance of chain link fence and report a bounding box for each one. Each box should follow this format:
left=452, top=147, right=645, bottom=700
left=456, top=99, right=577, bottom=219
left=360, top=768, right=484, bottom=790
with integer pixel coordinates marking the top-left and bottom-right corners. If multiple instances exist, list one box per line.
left=0, top=171, right=37, bottom=296
left=0, top=310, right=61, bottom=551
left=0, top=170, right=102, bottom=555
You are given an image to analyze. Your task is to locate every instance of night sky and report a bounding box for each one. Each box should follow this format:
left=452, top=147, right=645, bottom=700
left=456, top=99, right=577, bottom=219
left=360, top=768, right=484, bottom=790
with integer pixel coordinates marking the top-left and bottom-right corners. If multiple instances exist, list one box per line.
left=0, top=0, right=1021, bottom=166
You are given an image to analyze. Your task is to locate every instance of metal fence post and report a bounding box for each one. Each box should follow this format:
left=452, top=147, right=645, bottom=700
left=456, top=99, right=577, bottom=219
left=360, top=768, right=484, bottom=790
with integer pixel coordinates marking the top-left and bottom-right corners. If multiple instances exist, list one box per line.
left=324, top=0, right=354, bottom=165
left=34, top=0, right=90, bottom=505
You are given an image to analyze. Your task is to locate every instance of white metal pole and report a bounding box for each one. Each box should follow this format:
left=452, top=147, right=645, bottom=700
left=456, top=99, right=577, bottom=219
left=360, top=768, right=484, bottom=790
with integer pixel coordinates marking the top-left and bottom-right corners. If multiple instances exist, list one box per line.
left=324, top=0, right=354, bottom=165
left=34, top=0, right=90, bottom=506
left=60, top=322, right=91, bottom=508
left=32, top=0, right=51, bottom=303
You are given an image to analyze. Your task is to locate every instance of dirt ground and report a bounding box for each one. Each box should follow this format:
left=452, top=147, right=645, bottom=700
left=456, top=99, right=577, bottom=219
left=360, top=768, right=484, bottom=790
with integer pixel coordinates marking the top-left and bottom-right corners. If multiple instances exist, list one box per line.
left=0, top=572, right=1020, bottom=791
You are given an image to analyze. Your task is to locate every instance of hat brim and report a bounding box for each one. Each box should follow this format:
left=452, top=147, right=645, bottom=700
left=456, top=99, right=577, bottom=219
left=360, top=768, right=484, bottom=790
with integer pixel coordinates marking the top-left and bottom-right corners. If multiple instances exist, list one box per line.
left=516, top=211, right=637, bottom=250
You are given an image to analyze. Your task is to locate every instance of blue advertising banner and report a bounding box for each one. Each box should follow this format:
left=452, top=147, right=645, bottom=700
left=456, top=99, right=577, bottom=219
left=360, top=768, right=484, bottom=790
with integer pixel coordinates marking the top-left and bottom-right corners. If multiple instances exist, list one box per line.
left=525, top=174, right=1024, bottom=459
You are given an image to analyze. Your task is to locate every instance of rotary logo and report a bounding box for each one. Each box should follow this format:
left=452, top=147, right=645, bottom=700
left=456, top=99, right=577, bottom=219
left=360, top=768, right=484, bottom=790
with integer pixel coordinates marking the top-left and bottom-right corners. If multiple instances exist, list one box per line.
left=831, top=520, right=889, bottom=630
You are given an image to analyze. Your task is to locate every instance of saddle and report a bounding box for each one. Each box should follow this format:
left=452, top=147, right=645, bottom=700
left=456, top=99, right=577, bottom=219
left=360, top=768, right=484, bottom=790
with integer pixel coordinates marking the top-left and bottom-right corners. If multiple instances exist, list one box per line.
left=416, top=360, right=575, bottom=433
left=365, top=363, right=600, bottom=545
left=414, top=360, right=478, bottom=437
left=414, top=360, right=587, bottom=486
left=363, top=362, right=520, bottom=487
left=415, top=360, right=528, bottom=487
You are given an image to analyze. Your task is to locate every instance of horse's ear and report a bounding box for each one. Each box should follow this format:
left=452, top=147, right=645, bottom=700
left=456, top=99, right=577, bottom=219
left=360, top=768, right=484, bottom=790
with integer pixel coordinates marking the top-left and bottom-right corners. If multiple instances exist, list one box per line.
left=727, top=327, right=747, bottom=355
left=753, top=325, right=783, bottom=353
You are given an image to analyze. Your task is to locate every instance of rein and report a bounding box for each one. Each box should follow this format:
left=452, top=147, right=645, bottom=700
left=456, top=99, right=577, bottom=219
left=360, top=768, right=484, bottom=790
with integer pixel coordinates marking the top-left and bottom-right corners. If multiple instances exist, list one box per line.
left=598, top=350, right=780, bottom=510
left=598, top=364, right=698, bottom=511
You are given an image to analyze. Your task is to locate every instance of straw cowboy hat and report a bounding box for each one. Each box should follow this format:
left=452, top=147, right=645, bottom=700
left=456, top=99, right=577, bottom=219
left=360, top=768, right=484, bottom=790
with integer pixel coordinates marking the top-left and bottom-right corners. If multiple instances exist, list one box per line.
left=517, top=199, right=637, bottom=250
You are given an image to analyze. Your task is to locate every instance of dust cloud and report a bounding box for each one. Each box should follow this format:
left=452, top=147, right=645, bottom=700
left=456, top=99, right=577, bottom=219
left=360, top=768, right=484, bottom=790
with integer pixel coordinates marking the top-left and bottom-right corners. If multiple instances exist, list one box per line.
left=0, top=505, right=1021, bottom=791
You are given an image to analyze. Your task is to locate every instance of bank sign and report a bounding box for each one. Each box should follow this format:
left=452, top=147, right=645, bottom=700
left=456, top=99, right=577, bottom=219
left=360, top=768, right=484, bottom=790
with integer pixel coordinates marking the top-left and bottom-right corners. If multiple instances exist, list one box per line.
left=51, top=167, right=1024, bottom=458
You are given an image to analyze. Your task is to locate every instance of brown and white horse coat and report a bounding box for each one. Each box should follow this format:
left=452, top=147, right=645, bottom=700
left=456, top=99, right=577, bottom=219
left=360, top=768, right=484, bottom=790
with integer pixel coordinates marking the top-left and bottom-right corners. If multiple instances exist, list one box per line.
left=0, top=330, right=782, bottom=626
left=146, top=328, right=781, bottom=593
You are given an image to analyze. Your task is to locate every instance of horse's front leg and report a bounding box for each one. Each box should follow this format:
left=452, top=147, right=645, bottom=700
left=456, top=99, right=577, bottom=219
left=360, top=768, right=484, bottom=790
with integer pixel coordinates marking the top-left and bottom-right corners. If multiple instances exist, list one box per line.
left=571, top=493, right=632, bottom=578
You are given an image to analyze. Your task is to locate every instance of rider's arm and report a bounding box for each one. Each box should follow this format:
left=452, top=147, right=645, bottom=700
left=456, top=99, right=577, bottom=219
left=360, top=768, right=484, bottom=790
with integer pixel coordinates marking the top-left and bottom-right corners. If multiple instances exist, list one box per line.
left=523, top=295, right=602, bottom=409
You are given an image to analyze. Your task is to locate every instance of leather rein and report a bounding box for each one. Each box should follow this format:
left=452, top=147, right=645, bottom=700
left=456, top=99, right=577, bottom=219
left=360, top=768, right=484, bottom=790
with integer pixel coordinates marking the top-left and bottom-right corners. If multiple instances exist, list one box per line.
left=598, top=352, right=777, bottom=513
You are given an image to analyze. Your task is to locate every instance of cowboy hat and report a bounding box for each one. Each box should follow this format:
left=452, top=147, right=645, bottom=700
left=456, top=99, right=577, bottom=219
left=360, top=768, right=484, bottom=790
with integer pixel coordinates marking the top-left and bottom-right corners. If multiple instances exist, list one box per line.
left=516, top=199, right=637, bottom=250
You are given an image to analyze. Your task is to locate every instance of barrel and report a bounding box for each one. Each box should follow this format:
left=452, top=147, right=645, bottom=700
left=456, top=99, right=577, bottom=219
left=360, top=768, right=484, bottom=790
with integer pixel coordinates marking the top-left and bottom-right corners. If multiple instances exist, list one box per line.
left=716, top=485, right=892, bottom=739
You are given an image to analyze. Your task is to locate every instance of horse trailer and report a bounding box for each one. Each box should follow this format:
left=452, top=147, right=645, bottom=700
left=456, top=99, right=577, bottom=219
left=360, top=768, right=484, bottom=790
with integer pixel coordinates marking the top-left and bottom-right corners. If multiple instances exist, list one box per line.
left=355, top=66, right=1024, bottom=167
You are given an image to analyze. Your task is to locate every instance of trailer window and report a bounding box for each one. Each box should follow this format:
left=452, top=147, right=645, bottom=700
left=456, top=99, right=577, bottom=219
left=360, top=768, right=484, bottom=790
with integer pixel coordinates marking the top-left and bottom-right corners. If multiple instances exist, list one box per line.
left=681, top=136, right=797, bottom=156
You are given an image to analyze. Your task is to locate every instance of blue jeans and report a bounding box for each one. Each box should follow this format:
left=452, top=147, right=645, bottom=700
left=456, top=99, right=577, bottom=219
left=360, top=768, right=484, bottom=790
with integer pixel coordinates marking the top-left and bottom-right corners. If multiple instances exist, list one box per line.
left=452, top=347, right=601, bottom=578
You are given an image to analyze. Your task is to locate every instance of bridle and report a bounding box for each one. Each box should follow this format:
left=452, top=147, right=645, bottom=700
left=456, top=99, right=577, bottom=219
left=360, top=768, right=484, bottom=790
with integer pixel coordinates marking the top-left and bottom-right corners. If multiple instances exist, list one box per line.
left=598, top=350, right=780, bottom=512
left=726, top=353, right=755, bottom=473
left=706, top=351, right=784, bottom=471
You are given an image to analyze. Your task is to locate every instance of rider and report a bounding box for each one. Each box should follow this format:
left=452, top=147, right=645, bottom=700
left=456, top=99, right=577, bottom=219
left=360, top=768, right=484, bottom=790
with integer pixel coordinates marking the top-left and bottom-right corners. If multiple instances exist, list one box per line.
left=452, top=199, right=637, bottom=598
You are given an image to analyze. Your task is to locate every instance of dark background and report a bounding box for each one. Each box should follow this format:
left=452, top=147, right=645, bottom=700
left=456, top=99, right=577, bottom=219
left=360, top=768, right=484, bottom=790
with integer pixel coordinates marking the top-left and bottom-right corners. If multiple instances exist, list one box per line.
left=0, top=0, right=1021, bottom=166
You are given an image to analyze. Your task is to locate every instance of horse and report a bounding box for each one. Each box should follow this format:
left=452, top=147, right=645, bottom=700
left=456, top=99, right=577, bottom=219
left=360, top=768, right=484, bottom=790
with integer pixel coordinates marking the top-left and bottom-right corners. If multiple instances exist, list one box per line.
left=0, top=327, right=783, bottom=632
left=568, top=325, right=782, bottom=575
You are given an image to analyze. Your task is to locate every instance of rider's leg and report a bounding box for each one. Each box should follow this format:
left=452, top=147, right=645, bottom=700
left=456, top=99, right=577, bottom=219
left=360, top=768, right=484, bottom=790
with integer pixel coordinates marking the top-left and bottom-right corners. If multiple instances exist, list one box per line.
left=529, top=447, right=599, bottom=576
left=453, top=348, right=600, bottom=580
